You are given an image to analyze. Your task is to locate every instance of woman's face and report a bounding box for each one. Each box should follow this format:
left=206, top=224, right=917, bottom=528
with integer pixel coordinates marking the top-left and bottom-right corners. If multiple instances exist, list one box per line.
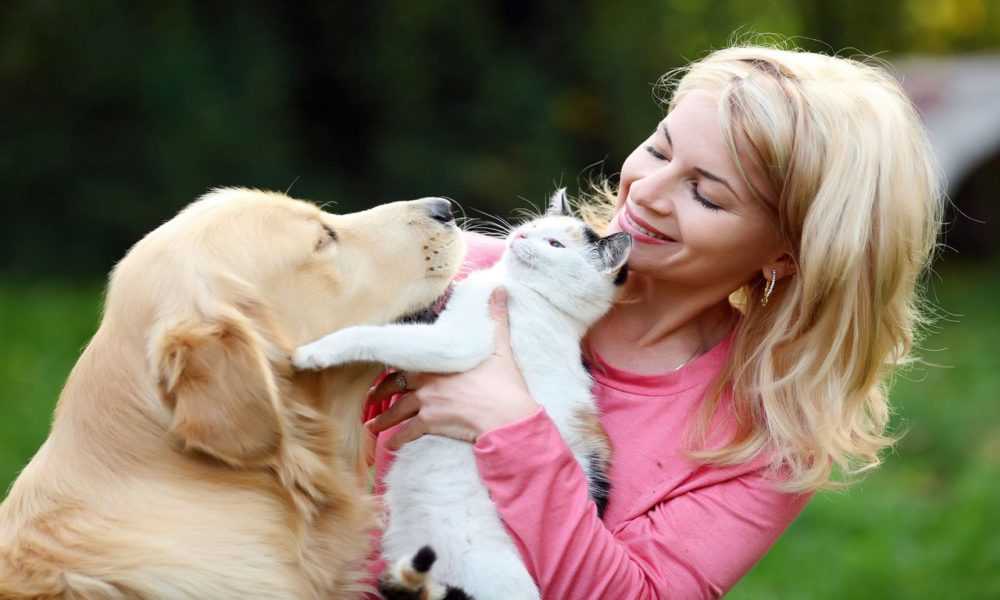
left=608, top=90, right=784, bottom=293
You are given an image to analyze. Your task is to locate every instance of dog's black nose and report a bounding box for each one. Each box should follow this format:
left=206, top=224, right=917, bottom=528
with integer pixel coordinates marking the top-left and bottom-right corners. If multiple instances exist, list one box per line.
left=427, top=198, right=454, bottom=224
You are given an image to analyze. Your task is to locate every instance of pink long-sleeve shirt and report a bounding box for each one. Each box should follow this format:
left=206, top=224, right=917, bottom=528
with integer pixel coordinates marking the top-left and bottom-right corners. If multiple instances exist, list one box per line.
left=371, top=233, right=810, bottom=599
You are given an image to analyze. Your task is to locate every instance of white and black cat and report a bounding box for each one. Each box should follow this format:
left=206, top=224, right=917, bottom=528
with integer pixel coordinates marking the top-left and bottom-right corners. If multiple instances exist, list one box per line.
left=294, top=190, right=631, bottom=600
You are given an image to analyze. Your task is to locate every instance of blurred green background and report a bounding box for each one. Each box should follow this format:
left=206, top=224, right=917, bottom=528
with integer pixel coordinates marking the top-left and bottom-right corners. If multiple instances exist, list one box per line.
left=2, top=1, right=998, bottom=597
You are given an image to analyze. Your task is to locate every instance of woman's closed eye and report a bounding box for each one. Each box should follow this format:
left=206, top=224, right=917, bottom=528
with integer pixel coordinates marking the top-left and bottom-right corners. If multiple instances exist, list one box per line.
left=690, top=182, right=722, bottom=211
left=645, top=145, right=668, bottom=161
left=645, top=144, right=722, bottom=211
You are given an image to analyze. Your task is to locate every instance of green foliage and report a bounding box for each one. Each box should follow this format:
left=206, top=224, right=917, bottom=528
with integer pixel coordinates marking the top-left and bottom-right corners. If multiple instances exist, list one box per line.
left=3, top=1, right=998, bottom=278
left=2, top=262, right=998, bottom=596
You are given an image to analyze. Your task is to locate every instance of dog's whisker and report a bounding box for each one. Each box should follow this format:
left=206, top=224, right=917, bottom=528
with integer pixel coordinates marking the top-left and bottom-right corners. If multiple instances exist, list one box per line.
left=449, top=198, right=471, bottom=224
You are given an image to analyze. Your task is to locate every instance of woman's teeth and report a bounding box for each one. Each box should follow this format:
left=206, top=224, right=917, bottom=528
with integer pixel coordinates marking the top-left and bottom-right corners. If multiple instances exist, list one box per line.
left=628, top=213, right=670, bottom=241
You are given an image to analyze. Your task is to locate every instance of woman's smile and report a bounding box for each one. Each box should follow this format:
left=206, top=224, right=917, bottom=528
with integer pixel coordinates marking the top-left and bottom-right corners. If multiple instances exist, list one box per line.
left=618, top=203, right=676, bottom=245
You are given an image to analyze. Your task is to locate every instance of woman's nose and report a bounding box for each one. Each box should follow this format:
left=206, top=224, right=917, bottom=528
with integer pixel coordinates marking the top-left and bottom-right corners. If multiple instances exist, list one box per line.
left=629, top=169, right=677, bottom=214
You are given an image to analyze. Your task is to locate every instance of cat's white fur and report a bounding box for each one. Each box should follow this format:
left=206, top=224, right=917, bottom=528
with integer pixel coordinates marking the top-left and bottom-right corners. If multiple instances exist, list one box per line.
left=294, top=191, right=631, bottom=600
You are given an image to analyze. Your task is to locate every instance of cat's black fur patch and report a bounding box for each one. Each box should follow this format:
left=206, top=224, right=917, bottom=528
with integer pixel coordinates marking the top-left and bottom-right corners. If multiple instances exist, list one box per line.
left=380, top=585, right=474, bottom=600
left=443, top=588, right=475, bottom=600
left=378, top=545, right=476, bottom=600
left=412, top=545, right=436, bottom=572
left=588, top=453, right=611, bottom=519
left=377, top=581, right=418, bottom=600
left=613, top=262, right=629, bottom=286
left=378, top=583, right=417, bottom=600
left=583, top=226, right=601, bottom=245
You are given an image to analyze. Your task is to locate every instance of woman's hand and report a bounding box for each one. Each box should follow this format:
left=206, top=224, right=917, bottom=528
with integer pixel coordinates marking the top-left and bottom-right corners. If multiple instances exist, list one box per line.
left=365, top=288, right=539, bottom=451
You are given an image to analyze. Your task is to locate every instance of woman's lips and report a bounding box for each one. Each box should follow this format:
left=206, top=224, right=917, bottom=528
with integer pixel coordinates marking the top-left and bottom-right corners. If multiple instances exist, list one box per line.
left=620, top=205, right=675, bottom=245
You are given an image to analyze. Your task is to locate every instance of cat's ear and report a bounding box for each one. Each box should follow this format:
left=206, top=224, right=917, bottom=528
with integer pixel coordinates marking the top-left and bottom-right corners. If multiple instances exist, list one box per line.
left=596, top=232, right=632, bottom=274
left=546, top=188, right=570, bottom=217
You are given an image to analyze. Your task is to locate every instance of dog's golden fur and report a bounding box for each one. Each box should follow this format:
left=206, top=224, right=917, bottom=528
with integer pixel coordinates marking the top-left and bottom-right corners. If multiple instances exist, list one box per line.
left=0, top=188, right=464, bottom=599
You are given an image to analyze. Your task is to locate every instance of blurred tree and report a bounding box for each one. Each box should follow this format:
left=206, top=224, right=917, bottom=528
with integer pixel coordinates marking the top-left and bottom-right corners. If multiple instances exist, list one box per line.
left=1, top=0, right=997, bottom=279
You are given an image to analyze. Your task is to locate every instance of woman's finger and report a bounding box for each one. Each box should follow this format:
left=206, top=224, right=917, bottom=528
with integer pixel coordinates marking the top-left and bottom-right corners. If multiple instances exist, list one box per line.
left=364, top=370, right=432, bottom=423
left=367, top=369, right=411, bottom=405
left=358, top=425, right=377, bottom=476
left=488, top=287, right=513, bottom=355
left=366, top=391, right=420, bottom=434
left=385, top=416, right=429, bottom=451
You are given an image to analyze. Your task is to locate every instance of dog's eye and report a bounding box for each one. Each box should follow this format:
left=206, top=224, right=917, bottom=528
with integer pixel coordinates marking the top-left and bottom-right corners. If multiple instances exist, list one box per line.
left=316, top=224, right=338, bottom=250
left=548, top=239, right=564, bottom=248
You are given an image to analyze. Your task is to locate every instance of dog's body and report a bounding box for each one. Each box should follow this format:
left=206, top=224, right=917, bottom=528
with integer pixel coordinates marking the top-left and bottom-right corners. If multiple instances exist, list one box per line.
left=0, top=188, right=464, bottom=599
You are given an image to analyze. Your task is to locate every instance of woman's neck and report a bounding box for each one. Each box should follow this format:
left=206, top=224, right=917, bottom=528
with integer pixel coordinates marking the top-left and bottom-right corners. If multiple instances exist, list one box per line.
left=587, top=273, right=738, bottom=375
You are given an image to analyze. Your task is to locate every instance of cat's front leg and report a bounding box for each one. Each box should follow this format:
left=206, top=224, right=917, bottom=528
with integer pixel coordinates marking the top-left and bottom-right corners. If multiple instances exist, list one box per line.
left=293, top=321, right=493, bottom=373
left=292, top=326, right=386, bottom=370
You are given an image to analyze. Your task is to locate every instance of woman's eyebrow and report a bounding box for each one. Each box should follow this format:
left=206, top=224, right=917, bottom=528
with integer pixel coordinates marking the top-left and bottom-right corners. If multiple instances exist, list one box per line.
left=662, top=122, right=740, bottom=201
left=695, top=168, right=739, bottom=200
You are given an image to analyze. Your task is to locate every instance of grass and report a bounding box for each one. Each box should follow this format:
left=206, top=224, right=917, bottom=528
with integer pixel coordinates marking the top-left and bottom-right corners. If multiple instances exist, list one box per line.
left=0, top=281, right=105, bottom=484
left=1, top=263, right=997, bottom=597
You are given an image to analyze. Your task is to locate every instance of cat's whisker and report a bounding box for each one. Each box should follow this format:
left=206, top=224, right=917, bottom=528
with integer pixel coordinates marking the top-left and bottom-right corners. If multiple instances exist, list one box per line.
left=467, top=208, right=514, bottom=237
left=512, top=205, right=543, bottom=223
left=459, top=220, right=510, bottom=237
left=480, top=214, right=516, bottom=237
left=513, top=195, right=546, bottom=222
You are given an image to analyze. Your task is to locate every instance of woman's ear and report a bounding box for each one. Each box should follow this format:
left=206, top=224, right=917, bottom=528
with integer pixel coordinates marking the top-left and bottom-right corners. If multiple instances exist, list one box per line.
left=761, top=253, right=796, bottom=282
left=150, top=308, right=283, bottom=468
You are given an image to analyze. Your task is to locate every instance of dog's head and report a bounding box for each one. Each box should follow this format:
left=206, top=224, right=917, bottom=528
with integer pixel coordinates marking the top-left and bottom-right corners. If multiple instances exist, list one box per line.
left=106, top=188, right=463, bottom=469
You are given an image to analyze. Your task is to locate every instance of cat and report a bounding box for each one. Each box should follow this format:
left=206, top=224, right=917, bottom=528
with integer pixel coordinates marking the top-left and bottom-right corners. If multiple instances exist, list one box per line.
left=293, top=190, right=631, bottom=600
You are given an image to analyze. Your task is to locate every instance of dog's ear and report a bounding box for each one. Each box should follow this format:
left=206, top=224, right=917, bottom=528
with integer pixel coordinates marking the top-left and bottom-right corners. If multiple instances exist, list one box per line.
left=151, top=309, right=283, bottom=467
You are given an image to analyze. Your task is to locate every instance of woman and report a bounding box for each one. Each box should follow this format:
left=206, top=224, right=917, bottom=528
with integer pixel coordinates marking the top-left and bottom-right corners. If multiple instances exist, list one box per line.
left=365, top=45, right=943, bottom=598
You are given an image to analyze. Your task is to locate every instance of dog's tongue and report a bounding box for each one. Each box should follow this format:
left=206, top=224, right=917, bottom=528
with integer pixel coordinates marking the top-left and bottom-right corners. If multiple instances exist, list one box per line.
left=431, top=284, right=454, bottom=315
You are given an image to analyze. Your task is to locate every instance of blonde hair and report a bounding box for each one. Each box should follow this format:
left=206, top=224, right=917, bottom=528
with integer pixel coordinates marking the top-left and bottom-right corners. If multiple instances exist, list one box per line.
left=583, top=44, right=944, bottom=493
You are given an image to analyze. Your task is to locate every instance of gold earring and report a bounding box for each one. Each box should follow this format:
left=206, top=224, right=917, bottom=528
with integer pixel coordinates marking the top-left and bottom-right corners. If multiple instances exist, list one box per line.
left=762, top=268, right=777, bottom=306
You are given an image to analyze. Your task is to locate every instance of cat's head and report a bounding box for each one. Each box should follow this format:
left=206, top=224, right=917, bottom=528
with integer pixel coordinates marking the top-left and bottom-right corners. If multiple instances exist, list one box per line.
left=503, top=189, right=632, bottom=326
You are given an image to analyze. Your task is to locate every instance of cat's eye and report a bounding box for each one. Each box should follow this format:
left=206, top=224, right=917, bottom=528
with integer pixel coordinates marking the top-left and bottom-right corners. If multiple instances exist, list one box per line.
left=548, top=239, right=564, bottom=248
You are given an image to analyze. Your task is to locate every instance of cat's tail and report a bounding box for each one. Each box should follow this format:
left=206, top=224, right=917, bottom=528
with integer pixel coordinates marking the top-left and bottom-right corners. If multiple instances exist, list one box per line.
left=379, top=546, right=474, bottom=600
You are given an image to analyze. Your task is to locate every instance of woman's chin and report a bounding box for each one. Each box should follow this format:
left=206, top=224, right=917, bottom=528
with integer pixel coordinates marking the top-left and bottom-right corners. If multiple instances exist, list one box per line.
left=625, top=246, right=682, bottom=278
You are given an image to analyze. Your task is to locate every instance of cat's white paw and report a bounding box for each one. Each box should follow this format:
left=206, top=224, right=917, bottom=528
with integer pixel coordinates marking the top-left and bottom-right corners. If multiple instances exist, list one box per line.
left=292, top=342, right=332, bottom=371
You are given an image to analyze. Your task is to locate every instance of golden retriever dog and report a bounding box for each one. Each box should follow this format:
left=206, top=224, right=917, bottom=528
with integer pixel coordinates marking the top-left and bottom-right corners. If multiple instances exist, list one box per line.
left=0, top=188, right=464, bottom=599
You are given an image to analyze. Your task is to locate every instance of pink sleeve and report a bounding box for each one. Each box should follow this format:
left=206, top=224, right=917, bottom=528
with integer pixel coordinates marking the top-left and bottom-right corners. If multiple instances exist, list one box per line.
left=474, top=410, right=810, bottom=600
